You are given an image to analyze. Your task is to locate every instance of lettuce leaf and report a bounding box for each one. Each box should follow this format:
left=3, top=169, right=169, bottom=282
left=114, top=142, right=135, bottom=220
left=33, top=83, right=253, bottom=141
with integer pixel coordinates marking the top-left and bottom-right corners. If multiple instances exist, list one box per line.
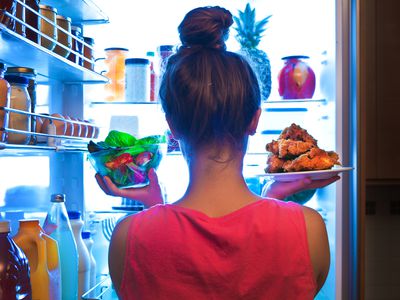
left=104, top=130, right=137, bottom=147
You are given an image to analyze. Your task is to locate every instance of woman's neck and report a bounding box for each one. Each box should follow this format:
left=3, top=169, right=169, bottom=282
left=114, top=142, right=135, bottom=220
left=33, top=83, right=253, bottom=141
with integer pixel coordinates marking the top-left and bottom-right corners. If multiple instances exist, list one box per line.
left=176, top=146, right=261, bottom=216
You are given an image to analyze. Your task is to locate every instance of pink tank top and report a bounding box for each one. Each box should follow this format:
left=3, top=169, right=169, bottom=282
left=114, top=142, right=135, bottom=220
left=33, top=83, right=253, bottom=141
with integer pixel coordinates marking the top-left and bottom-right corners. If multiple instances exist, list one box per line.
left=120, top=199, right=317, bottom=300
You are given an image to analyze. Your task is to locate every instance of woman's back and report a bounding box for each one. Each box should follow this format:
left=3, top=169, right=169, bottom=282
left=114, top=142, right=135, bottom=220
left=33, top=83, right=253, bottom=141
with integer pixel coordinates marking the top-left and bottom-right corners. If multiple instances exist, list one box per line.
left=117, top=199, right=317, bottom=300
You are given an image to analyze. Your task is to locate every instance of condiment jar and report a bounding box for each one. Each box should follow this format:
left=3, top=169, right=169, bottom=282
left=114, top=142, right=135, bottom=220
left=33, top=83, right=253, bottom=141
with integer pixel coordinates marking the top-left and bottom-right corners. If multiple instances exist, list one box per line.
left=15, top=0, right=26, bottom=37
left=53, top=15, right=72, bottom=58
left=25, top=0, right=40, bottom=44
left=68, top=26, right=84, bottom=65
left=0, top=0, right=16, bottom=31
left=6, top=67, right=37, bottom=144
left=0, top=63, right=11, bottom=143
left=125, top=58, right=150, bottom=102
left=4, top=75, right=31, bottom=144
left=39, top=5, right=58, bottom=51
left=157, top=45, right=174, bottom=76
left=83, top=37, right=95, bottom=70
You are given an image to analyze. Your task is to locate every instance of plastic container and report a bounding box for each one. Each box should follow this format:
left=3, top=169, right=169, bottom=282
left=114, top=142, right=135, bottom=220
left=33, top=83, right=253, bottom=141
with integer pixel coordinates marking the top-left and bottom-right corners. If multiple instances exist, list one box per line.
left=53, top=15, right=72, bottom=58
left=4, top=75, right=31, bottom=144
left=15, top=0, right=26, bottom=37
left=39, top=5, right=58, bottom=51
left=99, top=47, right=129, bottom=102
left=82, top=230, right=97, bottom=289
left=43, top=193, right=79, bottom=300
left=0, top=220, right=32, bottom=300
left=0, top=63, right=10, bottom=143
left=125, top=58, right=150, bottom=102
left=13, top=219, right=61, bottom=300
left=68, top=211, right=91, bottom=299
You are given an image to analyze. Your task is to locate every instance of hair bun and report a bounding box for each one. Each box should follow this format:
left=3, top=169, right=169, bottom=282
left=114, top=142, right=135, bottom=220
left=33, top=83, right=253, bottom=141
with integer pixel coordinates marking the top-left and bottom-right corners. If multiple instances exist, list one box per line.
left=178, top=6, right=233, bottom=50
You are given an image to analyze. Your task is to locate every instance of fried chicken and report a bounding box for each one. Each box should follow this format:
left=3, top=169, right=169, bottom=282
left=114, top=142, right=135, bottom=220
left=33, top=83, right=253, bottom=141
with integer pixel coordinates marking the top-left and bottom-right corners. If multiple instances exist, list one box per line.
left=265, top=123, right=341, bottom=173
left=282, top=147, right=341, bottom=172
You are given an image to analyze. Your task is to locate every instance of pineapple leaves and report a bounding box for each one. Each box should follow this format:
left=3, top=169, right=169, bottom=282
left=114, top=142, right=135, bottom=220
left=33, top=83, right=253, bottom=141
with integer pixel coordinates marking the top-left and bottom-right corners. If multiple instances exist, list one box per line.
left=233, top=3, right=272, bottom=49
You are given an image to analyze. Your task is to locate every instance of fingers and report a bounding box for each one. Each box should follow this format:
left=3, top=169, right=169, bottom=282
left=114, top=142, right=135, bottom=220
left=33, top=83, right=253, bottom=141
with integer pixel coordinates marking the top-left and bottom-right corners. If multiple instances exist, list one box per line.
left=95, top=173, right=113, bottom=195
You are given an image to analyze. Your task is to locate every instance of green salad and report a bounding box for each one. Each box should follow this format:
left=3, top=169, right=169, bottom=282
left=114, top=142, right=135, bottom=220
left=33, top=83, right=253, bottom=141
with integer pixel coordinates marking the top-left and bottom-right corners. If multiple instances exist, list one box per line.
left=88, top=130, right=166, bottom=188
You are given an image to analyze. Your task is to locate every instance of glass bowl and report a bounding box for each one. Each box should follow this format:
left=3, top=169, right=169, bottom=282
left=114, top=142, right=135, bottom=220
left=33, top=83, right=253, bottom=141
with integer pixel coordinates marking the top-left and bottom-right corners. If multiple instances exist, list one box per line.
left=88, top=143, right=166, bottom=188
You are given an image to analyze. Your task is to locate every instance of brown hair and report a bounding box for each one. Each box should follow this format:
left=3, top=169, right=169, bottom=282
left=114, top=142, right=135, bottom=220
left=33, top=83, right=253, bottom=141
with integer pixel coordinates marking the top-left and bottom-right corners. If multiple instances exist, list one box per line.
left=159, top=6, right=260, bottom=154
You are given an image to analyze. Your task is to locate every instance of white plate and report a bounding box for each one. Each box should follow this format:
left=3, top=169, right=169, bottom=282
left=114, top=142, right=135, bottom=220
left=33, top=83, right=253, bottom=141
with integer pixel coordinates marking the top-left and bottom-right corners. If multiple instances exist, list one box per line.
left=258, top=167, right=354, bottom=182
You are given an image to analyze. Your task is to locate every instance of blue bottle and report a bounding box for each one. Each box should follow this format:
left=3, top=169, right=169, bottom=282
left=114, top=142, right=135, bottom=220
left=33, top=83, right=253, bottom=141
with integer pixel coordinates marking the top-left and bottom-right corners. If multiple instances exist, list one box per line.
left=43, top=194, right=78, bottom=300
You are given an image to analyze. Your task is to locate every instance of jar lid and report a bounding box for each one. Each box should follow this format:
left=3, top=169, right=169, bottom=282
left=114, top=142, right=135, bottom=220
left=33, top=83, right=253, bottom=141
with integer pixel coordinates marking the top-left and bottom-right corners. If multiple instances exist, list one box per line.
left=51, top=193, right=66, bottom=203
left=105, top=47, right=129, bottom=52
left=4, top=75, right=29, bottom=85
left=39, top=4, right=58, bottom=13
left=0, top=220, right=10, bottom=233
left=158, top=45, right=174, bottom=52
left=281, top=55, right=310, bottom=60
left=56, top=15, right=72, bottom=22
left=125, top=58, right=150, bottom=65
left=83, top=37, right=95, bottom=44
left=71, top=26, right=82, bottom=33
left=146, top=51, right=155, bottom=57
left=6, top=67, right=37, bottom=77
left=67, top=210, right=81, bottom=220
left=81, top=231, right=91, bottom=239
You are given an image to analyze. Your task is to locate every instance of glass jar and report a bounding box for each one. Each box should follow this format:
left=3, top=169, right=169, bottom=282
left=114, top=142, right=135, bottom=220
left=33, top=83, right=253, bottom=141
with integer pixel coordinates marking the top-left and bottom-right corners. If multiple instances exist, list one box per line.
left=25, top=0, right=40, bottom=44
left=15, top=0, right=26, bottom=37
left=83, top=37, right=95, bottom=70
left=39, top=5, right=58, bottom=51
left=278, top=55, right=316, bottom=99
left=0, top=63, right=11, bottom=143
left=5, top=67, right=37, bottom=144
left=101, top=47, right=129, bottom=101
left=0, top=0, right=16, bottom=31
left=4, top=75, right=31, bottom=144
left=125, top=58, right=150, bottom=102
left=53, top=15, right=72, bottom=58
left=67, top=26, right=84, bottom=65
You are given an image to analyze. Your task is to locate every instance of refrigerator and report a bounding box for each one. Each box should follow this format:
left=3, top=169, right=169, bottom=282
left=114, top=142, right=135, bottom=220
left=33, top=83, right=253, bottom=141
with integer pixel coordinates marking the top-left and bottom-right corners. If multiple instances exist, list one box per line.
left=0, top=0, right=361, bottom=299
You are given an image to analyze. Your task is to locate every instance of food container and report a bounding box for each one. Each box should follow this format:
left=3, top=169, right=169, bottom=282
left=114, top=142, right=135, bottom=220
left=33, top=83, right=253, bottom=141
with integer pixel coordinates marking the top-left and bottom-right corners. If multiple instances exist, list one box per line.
left=0, top=63, right=11, bottom=143
left=39, top=5, right=58, bottom=51
left=125, top=58, right=150, bottom=102
left=88, top=133, right=166, bottom=188
left=0, top=0, right=16, bottom=31
left=25, top=0, right=40, bottom=43
left=83, top=37, right=95, bottom=70
left=53, top=15, right=72, bottom=58
left=68, top=26, right=84, bottom=65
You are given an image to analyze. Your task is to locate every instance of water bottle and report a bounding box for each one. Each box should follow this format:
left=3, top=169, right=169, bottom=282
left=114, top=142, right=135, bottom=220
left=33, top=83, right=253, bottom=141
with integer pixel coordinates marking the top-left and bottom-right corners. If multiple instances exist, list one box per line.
left=43, top=193, right=78, bottom=300
left=68, top=211, right=91, bottom=298
left=0, top=220, right=32, bottom=300
left=82, top=230, right=97, bottom=289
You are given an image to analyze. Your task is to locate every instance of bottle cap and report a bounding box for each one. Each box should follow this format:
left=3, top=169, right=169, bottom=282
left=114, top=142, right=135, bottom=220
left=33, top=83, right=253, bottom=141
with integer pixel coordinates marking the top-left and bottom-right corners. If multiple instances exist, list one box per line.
left=125, top=58, right=150, bottom=65
left=81, top=231, right=91, bottom=239
left=0, top=220, right=11, bottom=233
left=67, top=210, right=81, bottom=220
left=51, top=193, right=66, bottom=203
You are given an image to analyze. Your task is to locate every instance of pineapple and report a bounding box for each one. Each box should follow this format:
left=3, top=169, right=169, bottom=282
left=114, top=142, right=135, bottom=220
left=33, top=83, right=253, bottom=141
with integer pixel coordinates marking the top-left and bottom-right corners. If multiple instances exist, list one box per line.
left=234, top=3, right=272, bottom=100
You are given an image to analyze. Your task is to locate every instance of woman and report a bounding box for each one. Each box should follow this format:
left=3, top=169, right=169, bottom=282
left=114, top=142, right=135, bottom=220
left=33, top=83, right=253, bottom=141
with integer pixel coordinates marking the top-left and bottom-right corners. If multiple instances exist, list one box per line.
left=96, top=6, right=337, bottom=299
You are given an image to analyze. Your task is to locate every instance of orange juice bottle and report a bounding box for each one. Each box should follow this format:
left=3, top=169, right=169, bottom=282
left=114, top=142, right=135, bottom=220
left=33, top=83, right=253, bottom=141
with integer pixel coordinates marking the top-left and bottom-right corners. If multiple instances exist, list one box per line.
left=13, top=219, right=61, bottom=300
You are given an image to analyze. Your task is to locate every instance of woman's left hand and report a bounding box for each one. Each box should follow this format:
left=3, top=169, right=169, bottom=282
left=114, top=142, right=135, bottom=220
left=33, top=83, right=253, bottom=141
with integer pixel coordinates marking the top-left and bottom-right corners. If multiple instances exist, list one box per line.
left=261, top=175, right=340, bottom=200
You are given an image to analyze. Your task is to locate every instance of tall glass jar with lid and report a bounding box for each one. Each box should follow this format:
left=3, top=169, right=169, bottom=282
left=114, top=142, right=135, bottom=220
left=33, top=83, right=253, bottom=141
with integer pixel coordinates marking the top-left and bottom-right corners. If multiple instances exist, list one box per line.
left=4, top=75, right=31, bottom=144
left=0, top=63, right=11, bottom=143
left=39, top=5, right=58, bottom=51
left=53, top=15, right=72, bottom=58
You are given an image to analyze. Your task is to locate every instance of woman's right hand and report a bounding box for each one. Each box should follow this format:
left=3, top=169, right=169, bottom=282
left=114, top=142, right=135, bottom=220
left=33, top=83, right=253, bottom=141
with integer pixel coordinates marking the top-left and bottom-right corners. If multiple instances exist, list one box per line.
left=95, top=168, right=164, bottom=208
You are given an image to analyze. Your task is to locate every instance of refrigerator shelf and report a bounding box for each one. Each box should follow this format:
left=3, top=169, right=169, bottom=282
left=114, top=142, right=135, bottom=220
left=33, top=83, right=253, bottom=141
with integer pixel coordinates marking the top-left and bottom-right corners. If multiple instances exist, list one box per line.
left=41, top=0, right=109, bottom=25
left=0, top=21, right=108, bottom=84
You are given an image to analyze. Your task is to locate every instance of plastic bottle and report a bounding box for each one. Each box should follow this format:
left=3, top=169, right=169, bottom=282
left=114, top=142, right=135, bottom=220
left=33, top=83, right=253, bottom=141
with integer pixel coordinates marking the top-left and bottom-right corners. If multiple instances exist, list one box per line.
left=146, top=51, right=157, bottom=101
left=13, top=219, right=61, bottom=300
left=82, top=230, right=97, bottom=289
left=43, top=194, right=78, bottom=300
left=0, top=220, right=32, bottom=300
left=68, top=211, right=91, bottom=298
